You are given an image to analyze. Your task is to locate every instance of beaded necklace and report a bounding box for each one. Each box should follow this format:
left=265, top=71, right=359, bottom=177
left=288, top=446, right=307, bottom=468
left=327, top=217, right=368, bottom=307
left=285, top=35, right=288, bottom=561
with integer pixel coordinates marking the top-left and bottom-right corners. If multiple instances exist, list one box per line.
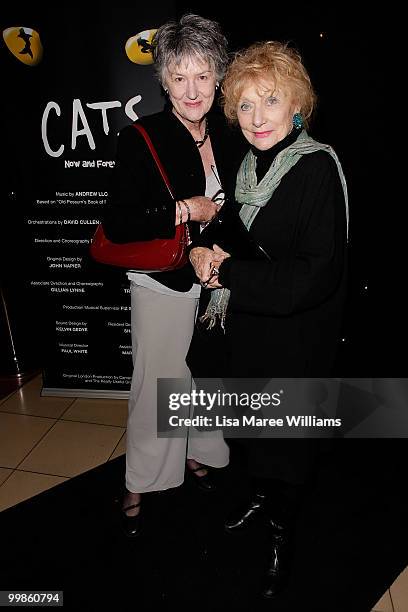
left=194, top=118, right=209, bottom=147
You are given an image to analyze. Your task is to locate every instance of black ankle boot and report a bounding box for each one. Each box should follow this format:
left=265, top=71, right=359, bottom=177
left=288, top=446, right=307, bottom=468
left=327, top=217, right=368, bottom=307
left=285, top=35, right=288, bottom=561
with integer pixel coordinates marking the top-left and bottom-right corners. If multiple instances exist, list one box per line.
left=224, top=493, right=267, bottom=533
left=262, top=523, right=292, bottom=598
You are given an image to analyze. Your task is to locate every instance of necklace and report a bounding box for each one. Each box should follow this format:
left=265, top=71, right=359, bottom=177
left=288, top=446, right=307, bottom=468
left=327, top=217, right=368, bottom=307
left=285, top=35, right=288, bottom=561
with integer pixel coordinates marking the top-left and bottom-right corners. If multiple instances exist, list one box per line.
left=194, top=119, right=209, bottom=148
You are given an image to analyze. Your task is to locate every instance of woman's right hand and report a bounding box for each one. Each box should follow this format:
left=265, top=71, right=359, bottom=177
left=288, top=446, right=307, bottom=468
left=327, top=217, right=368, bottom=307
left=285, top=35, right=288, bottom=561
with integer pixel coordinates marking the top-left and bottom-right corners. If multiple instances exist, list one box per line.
left=185, top=196, right=220, bottom=223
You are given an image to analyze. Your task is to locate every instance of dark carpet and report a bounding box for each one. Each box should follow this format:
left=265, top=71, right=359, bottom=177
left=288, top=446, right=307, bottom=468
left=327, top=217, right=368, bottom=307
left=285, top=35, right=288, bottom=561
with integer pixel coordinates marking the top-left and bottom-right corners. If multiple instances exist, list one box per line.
left=1, top=441, right=407, bottom=612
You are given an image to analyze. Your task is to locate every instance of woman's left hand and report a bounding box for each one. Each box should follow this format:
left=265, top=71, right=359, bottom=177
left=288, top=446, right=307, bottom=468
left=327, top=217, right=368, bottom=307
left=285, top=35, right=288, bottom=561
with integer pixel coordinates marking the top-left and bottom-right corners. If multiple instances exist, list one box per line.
left=189, top=247, right=219, bottom=282
left=189, top=244, right=230, bottom=286
left=205, top=244, right=230, bottom=287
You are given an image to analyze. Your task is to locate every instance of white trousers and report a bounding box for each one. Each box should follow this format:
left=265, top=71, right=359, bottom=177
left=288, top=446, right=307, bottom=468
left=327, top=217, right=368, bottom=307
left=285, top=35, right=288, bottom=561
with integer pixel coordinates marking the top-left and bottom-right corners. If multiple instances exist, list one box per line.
left=126, top=283, right=229, bottom=493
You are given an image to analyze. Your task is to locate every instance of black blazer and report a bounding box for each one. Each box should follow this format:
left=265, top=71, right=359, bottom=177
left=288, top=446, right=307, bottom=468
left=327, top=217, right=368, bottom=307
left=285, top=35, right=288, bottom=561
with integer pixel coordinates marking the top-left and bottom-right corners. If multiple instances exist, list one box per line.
left=102, top=108, right=245, bottom=291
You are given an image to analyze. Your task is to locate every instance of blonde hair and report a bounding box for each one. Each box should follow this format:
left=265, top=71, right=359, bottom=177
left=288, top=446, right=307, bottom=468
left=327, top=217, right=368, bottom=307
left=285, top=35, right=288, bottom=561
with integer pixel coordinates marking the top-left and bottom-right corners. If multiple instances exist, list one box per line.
left=222, top=41, right=317, bottom=128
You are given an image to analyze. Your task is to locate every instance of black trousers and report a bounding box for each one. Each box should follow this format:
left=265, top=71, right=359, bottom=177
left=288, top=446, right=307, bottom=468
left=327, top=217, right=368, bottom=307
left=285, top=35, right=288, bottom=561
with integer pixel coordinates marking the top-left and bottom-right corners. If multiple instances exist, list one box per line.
left=238, top=438, right=318, bottom=485
left=187, top=319, right=319, bottom=487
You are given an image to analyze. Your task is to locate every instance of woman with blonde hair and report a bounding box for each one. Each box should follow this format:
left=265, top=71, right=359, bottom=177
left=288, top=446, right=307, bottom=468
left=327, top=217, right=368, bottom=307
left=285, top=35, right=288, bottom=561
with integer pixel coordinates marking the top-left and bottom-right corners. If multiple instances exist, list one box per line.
left=188, top=41, right=348, bottom=598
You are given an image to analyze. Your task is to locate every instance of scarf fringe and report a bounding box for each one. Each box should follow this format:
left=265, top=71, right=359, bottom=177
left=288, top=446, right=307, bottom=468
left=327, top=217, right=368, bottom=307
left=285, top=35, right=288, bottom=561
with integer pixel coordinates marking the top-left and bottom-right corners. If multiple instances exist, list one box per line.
left=199, top=311, right=227, bottom=332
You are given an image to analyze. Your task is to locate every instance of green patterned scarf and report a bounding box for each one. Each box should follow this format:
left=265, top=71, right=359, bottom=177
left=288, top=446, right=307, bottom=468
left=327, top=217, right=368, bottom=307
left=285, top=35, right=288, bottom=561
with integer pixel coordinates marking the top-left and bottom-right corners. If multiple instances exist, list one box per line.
left=200, top=130, right=349, bottom=330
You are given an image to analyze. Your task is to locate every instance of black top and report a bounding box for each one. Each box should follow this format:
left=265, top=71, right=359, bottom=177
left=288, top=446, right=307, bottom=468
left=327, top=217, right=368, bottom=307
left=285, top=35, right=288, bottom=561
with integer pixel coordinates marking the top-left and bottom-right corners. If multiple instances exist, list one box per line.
left=102, top=108, right=246, bottom=291
left=189, top=134, right=348, bottom=377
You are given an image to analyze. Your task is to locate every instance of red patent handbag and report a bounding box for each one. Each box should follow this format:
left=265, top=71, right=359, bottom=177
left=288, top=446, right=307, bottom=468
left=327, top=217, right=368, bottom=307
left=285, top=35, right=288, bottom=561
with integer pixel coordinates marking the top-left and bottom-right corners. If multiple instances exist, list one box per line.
left=90, top=123, right=189, bottom=272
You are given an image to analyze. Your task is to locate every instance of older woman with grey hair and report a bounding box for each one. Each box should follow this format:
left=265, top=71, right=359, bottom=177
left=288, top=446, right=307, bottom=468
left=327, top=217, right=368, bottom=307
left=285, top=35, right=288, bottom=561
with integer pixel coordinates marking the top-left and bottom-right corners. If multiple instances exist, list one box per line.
left=103, top=14, right=245, bottom=537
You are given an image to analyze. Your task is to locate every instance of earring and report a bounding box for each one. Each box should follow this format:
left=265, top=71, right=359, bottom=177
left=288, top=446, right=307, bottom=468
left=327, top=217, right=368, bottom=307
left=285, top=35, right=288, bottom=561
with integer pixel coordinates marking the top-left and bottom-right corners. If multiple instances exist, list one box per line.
left=215, top=82, right=219, bottom=90
left=292, top=113, right=303, bottom=129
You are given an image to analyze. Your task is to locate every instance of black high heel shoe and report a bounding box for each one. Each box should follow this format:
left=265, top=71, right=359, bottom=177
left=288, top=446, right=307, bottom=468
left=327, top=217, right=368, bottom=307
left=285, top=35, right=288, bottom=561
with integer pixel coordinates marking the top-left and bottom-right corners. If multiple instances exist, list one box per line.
left=187, top=464, right=216, bottom=492
left=121, top=500, right=142, bottom=537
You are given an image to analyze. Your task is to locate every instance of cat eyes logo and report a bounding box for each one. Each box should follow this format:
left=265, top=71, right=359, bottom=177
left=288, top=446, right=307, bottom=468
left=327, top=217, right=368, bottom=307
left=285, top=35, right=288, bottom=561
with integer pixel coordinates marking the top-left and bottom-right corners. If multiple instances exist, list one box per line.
left=125, top=29, right=157, bottom=65
left=4, top=26, right=156, bottom=66
left=3, top=26, right=43, bottom=65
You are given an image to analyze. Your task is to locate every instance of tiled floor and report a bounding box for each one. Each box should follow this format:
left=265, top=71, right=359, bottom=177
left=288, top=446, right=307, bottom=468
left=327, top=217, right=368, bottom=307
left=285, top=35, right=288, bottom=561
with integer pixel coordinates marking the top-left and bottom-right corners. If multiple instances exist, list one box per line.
left=0, top=374, right=126, bottom=510
left=0, top=373, right=406, bottom=610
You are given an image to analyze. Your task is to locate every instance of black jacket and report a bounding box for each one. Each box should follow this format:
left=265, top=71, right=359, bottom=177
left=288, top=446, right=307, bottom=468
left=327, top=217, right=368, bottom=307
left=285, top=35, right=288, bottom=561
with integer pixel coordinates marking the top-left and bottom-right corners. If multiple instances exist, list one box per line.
left=189, top=142, right=348, bottom=378
left=102, top=108, right=245, bottom=291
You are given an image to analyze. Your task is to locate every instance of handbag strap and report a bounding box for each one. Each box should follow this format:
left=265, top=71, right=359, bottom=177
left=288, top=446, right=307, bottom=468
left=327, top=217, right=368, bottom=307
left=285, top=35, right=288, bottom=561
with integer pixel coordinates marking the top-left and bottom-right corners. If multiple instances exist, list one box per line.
left=133, top=123, right=174, bottom=200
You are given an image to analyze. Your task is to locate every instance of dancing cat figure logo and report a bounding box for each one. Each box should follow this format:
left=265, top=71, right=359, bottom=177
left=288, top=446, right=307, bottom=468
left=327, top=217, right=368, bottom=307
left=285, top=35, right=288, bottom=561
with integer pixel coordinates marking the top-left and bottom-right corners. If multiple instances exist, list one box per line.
left=125, top=29, right=157, bottom=65
left=3, top=26, right=43, bottom=65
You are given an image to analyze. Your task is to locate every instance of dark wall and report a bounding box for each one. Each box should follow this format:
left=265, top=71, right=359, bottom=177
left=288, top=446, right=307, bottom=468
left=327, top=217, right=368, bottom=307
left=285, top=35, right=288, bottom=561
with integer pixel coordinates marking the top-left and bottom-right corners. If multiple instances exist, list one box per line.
left=1, top=5, right=400, bottom=377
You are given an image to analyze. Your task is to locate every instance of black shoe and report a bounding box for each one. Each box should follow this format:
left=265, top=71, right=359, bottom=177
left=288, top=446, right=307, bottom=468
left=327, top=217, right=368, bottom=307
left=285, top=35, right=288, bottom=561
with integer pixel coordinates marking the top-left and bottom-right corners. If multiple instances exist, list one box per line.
left=187, top=464, right=216, bottom=492
left=121, top=500, right=142, bottom=537
left=224, top=493, right=267, bottom=533
left=262, top=530, right=291, bottom=598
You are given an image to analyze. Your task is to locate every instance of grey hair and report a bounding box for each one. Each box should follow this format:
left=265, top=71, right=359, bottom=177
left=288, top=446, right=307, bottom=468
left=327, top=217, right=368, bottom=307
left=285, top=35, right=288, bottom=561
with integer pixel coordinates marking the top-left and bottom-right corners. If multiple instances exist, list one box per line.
left=152, top=13, right=228, bottom=85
